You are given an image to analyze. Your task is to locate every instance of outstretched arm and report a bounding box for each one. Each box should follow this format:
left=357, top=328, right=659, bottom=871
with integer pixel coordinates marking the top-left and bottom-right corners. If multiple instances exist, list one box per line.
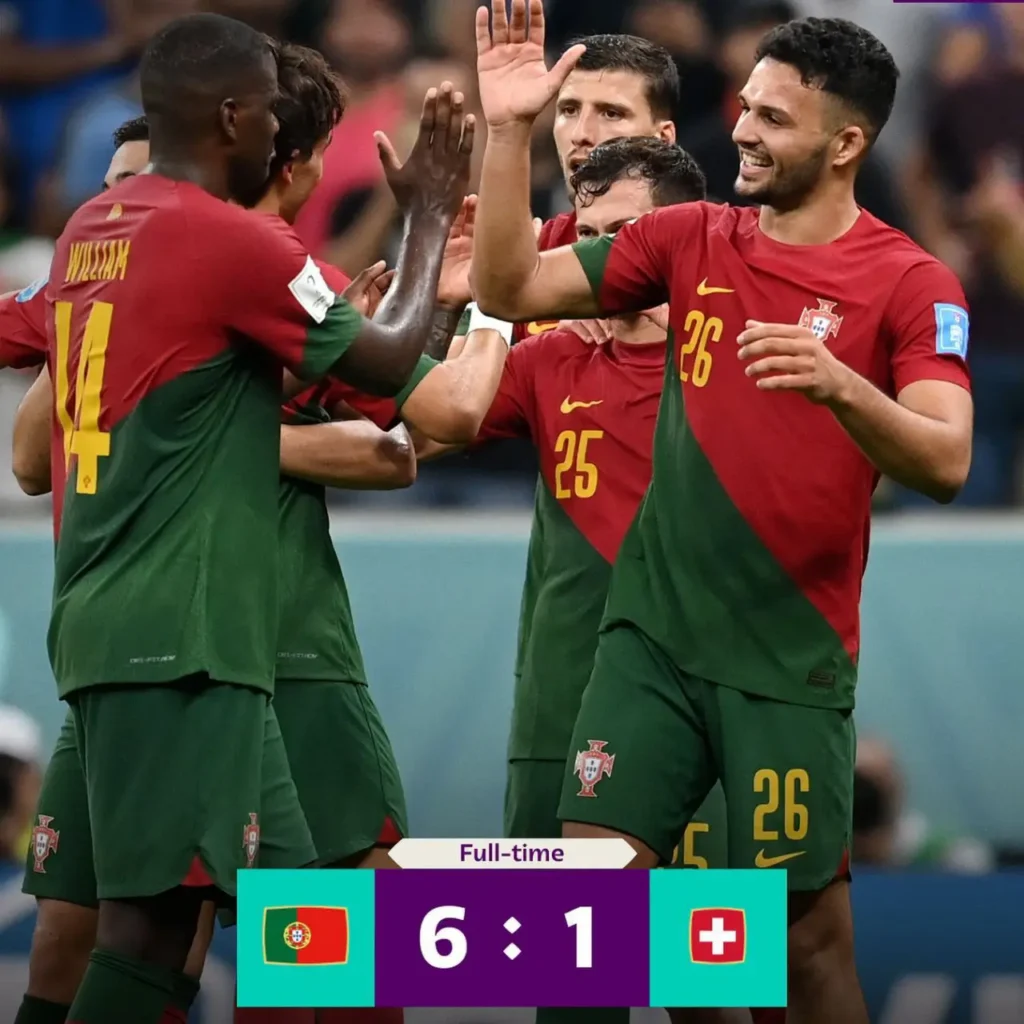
left=470, top=0, right=597, bottom=322
left=12, top=368, right=52, bottom=497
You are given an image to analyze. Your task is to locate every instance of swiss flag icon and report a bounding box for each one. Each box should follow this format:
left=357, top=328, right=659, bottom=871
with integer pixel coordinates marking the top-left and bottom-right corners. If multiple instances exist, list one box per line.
left=689, top=908, right=746, bottom=965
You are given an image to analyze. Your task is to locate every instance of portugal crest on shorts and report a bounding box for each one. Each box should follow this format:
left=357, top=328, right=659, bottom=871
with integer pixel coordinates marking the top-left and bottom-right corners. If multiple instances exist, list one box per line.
left=799, top=298, right=843, bottom=342
left=243, top=812, right=260, bottom=868
left=284, top=920, right=312, bottom=951
left=574, top=740, right=615, bottom=797
left=31, top=815, right=59, bottom=873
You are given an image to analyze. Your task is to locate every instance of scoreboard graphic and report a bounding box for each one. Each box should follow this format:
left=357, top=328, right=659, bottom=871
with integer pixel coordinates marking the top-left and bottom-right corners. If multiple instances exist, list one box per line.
left=237, top=860, right=786, bottom=1009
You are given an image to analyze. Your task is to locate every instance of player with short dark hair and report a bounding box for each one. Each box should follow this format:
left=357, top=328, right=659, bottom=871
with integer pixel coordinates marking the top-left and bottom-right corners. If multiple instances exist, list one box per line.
left=43, top=10, right=472, bottom=1023
left=472, top=5, right=971, bottom=1021
left=112, top=116, right=150, bottom=150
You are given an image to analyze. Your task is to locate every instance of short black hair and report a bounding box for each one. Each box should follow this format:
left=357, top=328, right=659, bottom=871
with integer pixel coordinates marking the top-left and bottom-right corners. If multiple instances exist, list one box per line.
left=270, top=43, right=346, bottom=179
left=568, top=34, right=679, bottom=121
left=140, top=13, right=275, bottom=130
left=571, top=136, right=706, bottom=208
left=113, top=116, right=149, bottom=149
left=755, top=17, right=898, bottom=141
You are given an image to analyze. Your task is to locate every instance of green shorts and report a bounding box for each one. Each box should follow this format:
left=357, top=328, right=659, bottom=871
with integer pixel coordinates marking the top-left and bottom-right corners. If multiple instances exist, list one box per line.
left=273, top=680, right=407, bottom=865
left=25, top=679, right=316, bottom=904
left=557, top=624, right=854, bottom=891
left=505, top=758, right=728, bottom=869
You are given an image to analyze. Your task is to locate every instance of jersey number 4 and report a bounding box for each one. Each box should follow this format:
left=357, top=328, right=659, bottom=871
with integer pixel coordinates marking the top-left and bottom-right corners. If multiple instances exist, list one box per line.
left=54, top=300, right=113, bottom=495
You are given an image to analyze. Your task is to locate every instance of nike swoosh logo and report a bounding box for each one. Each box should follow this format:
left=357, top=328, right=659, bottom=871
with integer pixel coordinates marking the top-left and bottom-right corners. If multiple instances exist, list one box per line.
left=696, top=278, right=734, bottom=296
left=755, top=849, right=806, bottom=868
left=527, top=320, right=560, bottom=336
left=561, top=397, right=603, bottom=414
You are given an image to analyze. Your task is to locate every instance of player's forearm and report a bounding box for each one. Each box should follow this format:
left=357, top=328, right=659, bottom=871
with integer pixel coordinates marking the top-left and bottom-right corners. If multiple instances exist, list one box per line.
left=472, top=126, right=543, bottom=319
left=12, top=369, right=52, bottom=496
left=279, top=421, right=416, bottom=490
left=332, top=211, right=452, bottom=396
left=409, top=428, right=461, bottom=462
left=828, top=372, right=970, bottom=503
left=425, top=305, right=465, bottom=361
left=401, top=330, right=508, bottom=444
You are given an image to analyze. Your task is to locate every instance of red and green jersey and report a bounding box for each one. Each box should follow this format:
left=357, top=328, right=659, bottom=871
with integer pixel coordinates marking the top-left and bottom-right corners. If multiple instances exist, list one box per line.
left=475, top=328, right=665, bottom=758
left=46, top=175, right=363, bottom=697
left=573, top=202, right=972, bottom=710
left=511, top=211, right=577, bottom=345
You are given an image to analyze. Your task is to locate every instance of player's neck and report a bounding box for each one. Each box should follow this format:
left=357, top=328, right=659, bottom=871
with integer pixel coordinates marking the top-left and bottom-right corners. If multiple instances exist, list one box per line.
left=610, top=313, right=666, bottom=345
left=147, top=153, right=231, bottom=202
left=758, top=185, right=861, bottom=246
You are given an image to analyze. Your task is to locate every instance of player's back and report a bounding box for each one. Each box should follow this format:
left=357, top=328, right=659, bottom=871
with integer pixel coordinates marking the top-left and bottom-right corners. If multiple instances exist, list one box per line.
left=492, top=328, right=665, bottom=759
left=588, top=200, right=970, bottom=709
left=48, top=176, right=291, bottom=697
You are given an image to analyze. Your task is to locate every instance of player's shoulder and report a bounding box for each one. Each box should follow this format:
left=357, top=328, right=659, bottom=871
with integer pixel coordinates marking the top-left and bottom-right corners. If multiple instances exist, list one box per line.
left=631, top=200, right=730, bottom=240
left=539, top=211, right=578, bottom=251
left=857, top=211, right=965, bottom=295
left=510, top=325, right=599, bottom=372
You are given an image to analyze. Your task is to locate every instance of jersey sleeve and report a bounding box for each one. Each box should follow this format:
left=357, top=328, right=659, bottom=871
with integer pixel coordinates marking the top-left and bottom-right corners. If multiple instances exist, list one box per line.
left=320, top=379, right=398, bottom=429
left=886, top=260, right=972, bottom=394
left=475, top=339, right=536, bottom=442
left=0, top=280, right=48, bottom=369
left=204, top=208, right=364, bottom=379
left=571, top=207, right=682, bottom=315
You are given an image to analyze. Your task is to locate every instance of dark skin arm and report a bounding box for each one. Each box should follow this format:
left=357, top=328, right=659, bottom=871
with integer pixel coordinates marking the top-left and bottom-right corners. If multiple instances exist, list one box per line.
left=328, top=84, right=475, bottom=395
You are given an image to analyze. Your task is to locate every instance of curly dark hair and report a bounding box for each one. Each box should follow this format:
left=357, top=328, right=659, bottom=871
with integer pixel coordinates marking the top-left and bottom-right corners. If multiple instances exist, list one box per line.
left=112, top=116, right=150, bottom=149
left=570, top=136, right=706, bottom=209
left=568, top=34, right=679, bottom=121
left=755, top=17, right=898, bottom=141
left=270, top=42, right=346, bottom=179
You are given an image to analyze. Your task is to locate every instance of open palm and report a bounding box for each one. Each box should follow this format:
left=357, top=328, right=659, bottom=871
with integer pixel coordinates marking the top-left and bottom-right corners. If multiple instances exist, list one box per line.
left=475, top=0, right=586, bottom=128
left=438, top=196, right=477, bottom=308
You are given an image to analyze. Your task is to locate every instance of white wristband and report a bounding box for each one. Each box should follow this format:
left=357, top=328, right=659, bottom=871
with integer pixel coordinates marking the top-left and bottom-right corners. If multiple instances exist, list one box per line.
left=466, top=302, right=514, bottom=347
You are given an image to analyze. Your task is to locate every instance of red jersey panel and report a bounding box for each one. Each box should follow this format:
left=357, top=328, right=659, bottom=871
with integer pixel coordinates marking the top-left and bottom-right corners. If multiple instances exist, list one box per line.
left=0, top=282, right=47, bottom=369
left=512, top=211, right=578, bottom=344
left=479, top=327, right=665, bottom=564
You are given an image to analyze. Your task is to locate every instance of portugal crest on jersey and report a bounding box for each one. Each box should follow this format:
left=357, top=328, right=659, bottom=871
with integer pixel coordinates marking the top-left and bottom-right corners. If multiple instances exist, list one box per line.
left=799, top=298, right=843, bottom=342
left=31, top=815, right=60, bottom=873
left=574, top=740, right=615, bottom=797
left=243, top=812, right=260, bottom=868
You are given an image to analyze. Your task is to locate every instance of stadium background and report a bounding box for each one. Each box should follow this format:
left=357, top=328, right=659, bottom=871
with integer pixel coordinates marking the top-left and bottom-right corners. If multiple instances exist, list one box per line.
left=1, top=1, right=1023, bottom=1022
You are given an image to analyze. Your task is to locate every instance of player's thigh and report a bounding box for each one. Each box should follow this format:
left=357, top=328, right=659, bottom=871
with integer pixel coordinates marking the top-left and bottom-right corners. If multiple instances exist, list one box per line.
left=667, top=782, right=728, bottom=870
left=254, top=697, right=318, bottom=869
left=504, top=759, right=564, bottom=838
left=71, top=678, right=267, bottom=900
left=23, top=709, right=97, bottom=908
left=273, top=681, right=403, bottom=865
left=709, top=684, right=854, bottom=890
left=556, top=624, right=716, bottom=865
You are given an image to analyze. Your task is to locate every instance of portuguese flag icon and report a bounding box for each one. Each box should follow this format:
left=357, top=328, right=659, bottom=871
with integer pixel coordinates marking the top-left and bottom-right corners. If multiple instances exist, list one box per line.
left=263, top=906, right=349, bottom=965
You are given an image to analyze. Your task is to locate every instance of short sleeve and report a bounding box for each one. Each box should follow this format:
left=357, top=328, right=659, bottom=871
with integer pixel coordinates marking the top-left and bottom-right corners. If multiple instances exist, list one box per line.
left=475, top=339, right=536, bottom=442
left=0, top=280, right=48, bottom=369
left=394, top=354, right=439, bottom=409
left=886, top=260, right=971, bottom=395
left=205, top=208, right=364, bottom=379
left=572, top=207, right=679, bottom=315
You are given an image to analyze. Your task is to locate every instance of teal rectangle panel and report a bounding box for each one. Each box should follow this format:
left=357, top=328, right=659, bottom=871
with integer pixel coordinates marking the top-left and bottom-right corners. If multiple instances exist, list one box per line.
left=237, top=869, right=376, bottom=1007
left=649, top=869, right=786, bottom=1008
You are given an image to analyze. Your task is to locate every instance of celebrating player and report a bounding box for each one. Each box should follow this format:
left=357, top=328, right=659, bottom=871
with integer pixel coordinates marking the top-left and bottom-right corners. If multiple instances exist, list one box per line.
left=471, top=3, right=972, bottom=1022
left=41, top=10, right=472, bottom=1023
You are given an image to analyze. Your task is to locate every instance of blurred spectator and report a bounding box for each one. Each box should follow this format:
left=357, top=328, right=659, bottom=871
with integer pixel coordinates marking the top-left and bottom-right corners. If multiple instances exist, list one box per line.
left=0, top=108, right=52, bottom=292
left=293, top=0, right=414, bottom=263
left=625, top=0, right=724, bottom=129
left=0, top=0, right=159, bottom=224
left=903, top=4, right=1024, bottom=506
left=0, top=704, right=41, bottom=865
left=207, top=0, right=295, bottom=35
left=681, top=0, right=906, bottom=229
left=853, top=736, right=994, bottom=873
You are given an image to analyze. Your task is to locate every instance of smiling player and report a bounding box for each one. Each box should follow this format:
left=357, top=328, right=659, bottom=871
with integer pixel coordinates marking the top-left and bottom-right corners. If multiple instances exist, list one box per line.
left=471, top=5, right=972, bottom=1022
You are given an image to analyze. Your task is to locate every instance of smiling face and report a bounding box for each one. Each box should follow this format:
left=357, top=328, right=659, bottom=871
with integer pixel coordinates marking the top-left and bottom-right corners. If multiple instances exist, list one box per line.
left=731, top=56, right=868, bottom=210
left=554, top=69, right=674, bottom=187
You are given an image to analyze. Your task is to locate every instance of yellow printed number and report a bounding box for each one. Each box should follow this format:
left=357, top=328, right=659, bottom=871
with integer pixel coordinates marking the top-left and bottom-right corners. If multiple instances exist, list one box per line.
left=671, top=821, right=710, bottom=868
left=54, top=300, right=113, bottom=495
left=679, top=309, right=722, bottom=388
left=753, top=768, right=810, bottom=842
left=554, top=429, right=603, bottom=499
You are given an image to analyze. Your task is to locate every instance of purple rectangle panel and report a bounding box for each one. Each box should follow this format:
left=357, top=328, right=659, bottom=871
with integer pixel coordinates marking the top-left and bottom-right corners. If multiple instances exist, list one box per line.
left=375, top=869, right=649, bottom=1007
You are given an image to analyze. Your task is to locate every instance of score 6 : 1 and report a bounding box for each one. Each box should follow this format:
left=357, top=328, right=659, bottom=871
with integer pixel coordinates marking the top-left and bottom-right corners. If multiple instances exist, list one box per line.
left=418, top=905, right=594, bottom=969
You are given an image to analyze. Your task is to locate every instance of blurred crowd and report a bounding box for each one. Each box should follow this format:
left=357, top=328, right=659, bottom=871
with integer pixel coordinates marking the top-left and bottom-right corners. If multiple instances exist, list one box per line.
left=1, top=0, right=1024, bottom=510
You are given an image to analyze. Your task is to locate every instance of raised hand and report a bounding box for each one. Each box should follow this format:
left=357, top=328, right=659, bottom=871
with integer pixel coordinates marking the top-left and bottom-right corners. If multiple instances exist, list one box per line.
left=375, top=82, right=476, bottom=223
left=437, top=195, right=477, bottom=309
left=343, top=261, right=395, bottom=318
left=475, top=0, right=586, bottom=129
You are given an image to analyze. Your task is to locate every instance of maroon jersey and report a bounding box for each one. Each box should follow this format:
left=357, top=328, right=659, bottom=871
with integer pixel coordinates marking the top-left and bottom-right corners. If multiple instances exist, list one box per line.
left=476, top=327, right=666, bottom=758
left=574, top=202, right=971, bottom=709
left=512, top=211, right=577, bottom=344
left=47, top=175, right=363, bottom=697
